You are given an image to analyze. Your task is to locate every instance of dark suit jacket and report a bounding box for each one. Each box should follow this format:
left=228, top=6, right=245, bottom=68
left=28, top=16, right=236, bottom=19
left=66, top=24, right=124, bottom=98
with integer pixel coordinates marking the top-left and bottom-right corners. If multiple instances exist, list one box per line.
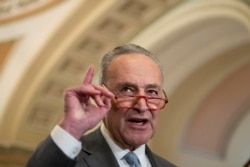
left=26, top=128, right=176, bottom=167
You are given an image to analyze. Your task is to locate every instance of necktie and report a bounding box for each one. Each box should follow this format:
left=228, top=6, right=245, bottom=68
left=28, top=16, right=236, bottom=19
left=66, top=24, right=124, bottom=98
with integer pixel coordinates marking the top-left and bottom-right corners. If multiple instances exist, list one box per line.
left=123, top=152, right=141, bottom=167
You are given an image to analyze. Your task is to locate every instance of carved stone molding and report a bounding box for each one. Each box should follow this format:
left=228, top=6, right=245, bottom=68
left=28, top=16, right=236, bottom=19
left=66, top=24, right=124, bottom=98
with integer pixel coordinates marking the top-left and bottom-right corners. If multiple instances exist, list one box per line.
left=0, top=0, right=62, bottom=24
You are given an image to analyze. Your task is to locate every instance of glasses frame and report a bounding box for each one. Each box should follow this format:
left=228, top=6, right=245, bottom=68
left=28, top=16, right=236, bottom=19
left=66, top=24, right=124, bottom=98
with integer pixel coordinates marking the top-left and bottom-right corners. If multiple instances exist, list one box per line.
left=113, top=90, right=168, bottom=111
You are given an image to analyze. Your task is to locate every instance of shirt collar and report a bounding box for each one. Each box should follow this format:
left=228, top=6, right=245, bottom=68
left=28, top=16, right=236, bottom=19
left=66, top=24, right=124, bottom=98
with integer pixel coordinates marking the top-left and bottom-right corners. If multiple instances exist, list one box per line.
left=100, top=123, right=147, bottom=167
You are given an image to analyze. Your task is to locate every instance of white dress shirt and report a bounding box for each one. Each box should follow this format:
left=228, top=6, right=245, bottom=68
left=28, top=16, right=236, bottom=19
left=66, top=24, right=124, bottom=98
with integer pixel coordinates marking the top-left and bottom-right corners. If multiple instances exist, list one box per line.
left=100, top=124, right=151, bottom=167
left=51, top=125, right=81, bottom=159
left=51, top=124, right=152, bottom=167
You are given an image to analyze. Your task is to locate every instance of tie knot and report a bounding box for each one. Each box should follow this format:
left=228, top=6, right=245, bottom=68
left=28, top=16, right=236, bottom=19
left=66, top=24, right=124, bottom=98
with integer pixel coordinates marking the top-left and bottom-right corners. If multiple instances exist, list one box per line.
left=123, top=152, right=141, bottom=167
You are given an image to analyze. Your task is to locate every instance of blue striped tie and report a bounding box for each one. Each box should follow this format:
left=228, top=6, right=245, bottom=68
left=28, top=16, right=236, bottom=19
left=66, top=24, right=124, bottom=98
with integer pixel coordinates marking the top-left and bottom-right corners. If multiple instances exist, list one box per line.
left=124, top=152, right=141, bottom=167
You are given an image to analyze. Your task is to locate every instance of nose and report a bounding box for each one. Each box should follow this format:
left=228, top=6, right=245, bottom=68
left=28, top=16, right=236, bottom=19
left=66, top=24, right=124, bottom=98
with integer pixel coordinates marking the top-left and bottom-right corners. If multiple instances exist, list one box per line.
left=133, top=96, right=148, bottom=112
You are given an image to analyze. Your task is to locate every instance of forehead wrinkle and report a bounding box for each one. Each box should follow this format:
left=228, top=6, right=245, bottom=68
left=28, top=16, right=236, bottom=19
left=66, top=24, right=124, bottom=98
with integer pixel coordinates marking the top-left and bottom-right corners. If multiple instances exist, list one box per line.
left=106, top=53, right=163, bottom=87
left=146, top=83, right=161, bottom=90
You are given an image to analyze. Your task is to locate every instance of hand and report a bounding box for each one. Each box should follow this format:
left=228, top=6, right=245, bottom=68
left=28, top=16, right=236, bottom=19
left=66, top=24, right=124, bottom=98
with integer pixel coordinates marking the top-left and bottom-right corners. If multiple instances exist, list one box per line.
left=59, top=65, right=113, bottom=139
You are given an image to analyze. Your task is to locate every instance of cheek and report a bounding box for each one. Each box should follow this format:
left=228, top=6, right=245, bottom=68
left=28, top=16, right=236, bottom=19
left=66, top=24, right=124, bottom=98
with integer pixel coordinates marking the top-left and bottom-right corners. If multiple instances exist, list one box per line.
left=151, top=111, right=160, bottom=125
left=107, top=107, right=126, bottom=125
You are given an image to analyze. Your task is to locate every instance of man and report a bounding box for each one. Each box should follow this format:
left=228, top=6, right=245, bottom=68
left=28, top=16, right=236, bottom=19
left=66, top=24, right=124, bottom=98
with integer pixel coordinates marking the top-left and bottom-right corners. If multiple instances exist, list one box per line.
left=26, top=44, right=177, bottom=167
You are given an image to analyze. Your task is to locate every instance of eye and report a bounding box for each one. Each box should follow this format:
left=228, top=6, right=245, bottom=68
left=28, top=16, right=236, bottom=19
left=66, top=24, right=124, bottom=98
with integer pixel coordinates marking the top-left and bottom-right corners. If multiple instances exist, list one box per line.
left=147, top=89, right=159, bottom=97
left=120, top=87, right=135, bottom=95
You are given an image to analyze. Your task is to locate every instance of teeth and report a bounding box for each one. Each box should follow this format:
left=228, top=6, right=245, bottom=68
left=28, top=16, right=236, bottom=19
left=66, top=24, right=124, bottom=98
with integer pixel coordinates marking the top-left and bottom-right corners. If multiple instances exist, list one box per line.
left=135, top=122, right=144, bottom=125
left=130, top=120, right=145, bottom=125
left=128, top=118, right=148, bottom=125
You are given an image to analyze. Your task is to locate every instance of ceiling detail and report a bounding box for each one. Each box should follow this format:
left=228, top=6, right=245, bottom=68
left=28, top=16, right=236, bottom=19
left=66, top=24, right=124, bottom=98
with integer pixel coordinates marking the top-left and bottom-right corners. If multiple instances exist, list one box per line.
left=184, top=55, right=250, bottom=158
left=0, top=40, right=16, bottom=72
left=0, top=0, right=63, bottom=24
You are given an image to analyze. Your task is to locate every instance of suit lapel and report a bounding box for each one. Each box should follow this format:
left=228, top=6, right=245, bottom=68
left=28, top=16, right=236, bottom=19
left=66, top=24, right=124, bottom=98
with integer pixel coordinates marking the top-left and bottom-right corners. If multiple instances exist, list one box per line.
left=78, top=128, right=120, bottom=167
left=146, top=146, right=158, bottom=167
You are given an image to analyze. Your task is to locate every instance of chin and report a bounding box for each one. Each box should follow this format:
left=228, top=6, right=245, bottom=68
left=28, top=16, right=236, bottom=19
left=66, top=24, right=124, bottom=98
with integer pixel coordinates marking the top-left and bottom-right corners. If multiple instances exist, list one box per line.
left=127, top=134, right=153, bottom=146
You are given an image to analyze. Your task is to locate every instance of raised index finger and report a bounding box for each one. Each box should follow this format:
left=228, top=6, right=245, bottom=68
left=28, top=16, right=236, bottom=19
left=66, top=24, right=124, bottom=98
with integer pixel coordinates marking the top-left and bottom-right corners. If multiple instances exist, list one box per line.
left=82, top=65, right=94, bottom=84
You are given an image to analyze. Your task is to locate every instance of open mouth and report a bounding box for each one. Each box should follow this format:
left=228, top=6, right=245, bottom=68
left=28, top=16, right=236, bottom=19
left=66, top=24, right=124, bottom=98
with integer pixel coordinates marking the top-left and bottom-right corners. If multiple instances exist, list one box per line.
left=127, top=118, right=148, bottom=125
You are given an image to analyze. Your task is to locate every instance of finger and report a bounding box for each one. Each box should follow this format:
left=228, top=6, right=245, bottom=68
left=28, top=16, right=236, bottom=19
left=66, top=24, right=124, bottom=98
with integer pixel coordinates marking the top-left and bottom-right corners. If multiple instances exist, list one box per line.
left=93, top=84, right=114, bottom=98
left=92, top=93, right=112, bottom=108
left=65, top=85, right=101, bottom=98
left=82, top=65, right=94, bottom=85
left=103, top=96, right=112, bottom=109
left=93, top=95, right=105, bottom=107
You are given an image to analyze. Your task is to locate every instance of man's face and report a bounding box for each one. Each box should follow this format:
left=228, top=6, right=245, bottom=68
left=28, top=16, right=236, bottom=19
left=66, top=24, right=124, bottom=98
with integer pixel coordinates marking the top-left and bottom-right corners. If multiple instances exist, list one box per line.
left=104, top=53, right=164, bottom=150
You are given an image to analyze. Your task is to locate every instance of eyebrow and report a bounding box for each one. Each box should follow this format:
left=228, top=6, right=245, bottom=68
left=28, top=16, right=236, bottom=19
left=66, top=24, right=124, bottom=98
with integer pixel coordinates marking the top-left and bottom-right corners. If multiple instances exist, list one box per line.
left=115, top=82, right=161, bottom=90
left=145, top=83, right=161, bottom=89
left=115, top=82, right=136, bottom=89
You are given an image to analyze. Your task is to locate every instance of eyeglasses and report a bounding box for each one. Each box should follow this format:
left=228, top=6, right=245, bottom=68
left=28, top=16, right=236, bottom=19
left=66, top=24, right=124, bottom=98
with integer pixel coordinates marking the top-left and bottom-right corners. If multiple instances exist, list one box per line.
left=113, top=90, right=168, bottom=111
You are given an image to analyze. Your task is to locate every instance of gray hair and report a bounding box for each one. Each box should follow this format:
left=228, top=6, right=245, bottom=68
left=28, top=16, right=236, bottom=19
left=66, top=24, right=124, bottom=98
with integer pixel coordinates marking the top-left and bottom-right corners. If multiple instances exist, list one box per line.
left=99, top=43, right=163, bottom=84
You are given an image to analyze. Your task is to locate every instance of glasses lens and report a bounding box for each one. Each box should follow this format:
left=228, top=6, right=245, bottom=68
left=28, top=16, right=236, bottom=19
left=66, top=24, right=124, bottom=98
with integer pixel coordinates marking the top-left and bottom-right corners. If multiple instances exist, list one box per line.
left=147, top=98, right=165, bottom=110
left=115, top=96, right=166, bottom=110
left=116, top=96, right=136, bottom=108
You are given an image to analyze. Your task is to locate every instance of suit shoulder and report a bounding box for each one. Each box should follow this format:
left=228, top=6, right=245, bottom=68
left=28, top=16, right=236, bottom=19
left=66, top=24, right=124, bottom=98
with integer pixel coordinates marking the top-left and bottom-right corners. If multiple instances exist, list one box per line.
left=79, top=128, right=108, bottom=151
left=150, top=151, right=177, bottom=167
